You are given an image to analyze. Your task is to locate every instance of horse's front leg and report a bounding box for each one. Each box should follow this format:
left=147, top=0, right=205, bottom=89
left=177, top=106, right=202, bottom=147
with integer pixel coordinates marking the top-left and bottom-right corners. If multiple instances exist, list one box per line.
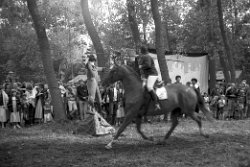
left=135, top=115, right=154, bottom=141
left=105, top=109, right=136, bottom=149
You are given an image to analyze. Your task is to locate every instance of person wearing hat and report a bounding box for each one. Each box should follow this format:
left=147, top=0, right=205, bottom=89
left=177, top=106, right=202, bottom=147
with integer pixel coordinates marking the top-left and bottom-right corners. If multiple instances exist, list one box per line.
left=86, top=55, right=102, bottom=112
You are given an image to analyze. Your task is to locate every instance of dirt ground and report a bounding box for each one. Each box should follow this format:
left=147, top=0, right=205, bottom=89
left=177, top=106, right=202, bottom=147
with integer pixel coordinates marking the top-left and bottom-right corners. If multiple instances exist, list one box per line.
left=0, top=119, right=250, bottom=167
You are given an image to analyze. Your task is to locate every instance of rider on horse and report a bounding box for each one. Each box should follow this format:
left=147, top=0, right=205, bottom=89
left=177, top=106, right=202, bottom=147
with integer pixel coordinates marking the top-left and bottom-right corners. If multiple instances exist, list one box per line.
left=135, top=46, right=161, bottom=111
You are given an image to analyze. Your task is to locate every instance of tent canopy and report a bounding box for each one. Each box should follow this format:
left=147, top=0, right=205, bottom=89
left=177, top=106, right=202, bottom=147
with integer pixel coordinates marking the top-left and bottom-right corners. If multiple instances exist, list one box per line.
left=149, top=53, right=209, bottom=93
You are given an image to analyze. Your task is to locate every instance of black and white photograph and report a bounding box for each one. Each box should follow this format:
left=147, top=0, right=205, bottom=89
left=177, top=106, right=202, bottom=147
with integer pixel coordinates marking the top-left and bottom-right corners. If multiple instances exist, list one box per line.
left=0, top=0, right=250, bottom=166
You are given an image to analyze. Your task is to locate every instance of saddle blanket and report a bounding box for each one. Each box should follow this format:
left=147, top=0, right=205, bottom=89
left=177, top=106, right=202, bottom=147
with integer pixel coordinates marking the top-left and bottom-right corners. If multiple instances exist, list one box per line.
left=156, top=87, right=168, bottom=100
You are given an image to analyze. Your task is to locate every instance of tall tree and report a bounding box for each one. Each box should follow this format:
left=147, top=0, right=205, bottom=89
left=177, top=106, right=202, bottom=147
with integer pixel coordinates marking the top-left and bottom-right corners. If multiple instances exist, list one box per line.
left=80, top=0, right=106, bottom=67
left=26, top=0, right=66, bottom=120
left=218, top=51, right=231, bottom=82
left=217, top=0, right=236, bottom=82
left=162, top=0, right=170, bottom=51
left=0, top=0, right=4, bottom=7
left=150, top=0, right=171, bottom=83
left=202, top=0, right=217, bottom=89
left=126, top=0, right=141, bottom=51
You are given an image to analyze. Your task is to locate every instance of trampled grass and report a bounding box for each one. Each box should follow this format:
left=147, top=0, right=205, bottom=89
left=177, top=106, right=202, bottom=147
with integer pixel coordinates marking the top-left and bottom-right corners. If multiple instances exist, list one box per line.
left=0, top=119, right=250, bottom=167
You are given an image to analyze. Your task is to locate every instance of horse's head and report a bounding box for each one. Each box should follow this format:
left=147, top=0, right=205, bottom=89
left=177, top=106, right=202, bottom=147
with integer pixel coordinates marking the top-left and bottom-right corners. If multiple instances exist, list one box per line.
left=102, top=65, right=125, bottom=87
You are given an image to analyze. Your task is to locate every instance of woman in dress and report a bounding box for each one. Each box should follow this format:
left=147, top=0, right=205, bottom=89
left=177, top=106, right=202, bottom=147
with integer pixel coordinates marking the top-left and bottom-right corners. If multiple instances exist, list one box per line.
left=35, top=84, right=45, bottom=123
left=9, top=90, right=21, bottom=129
left=86, top=55, right=102, bottom=112
left=0, top=85, right=9, bottom=128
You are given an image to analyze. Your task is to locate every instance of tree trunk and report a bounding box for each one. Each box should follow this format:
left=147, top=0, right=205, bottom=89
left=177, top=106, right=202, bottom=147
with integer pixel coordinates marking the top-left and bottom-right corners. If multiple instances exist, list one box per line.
left=162, top=21, right=170, bottom=51
left=80, top=0, right=106, bottom=67
left=217, top=0, right=236, bottom=82
left=208, top=55, right=217, bottom=92
left=219, top=51, right=231, bottom=82
left=244, top=52, right=250, bottom=85
left=150, top=0, right=171, bottom=83
left=142, top=23, right=147, bottom=42
left=0, top=0, right=5, bottom=7
left=162, top=1, right=170, bottom=51
left=26, top=0, right=66, bottom=120
left=126, top=0, right=141, bottom=51
left=203, top=0, right=216, bottom=90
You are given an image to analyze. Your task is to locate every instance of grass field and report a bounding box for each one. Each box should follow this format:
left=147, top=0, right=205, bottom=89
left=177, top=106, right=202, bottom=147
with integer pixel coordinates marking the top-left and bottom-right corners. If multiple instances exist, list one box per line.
left=0, top=119, right=250, bottom=167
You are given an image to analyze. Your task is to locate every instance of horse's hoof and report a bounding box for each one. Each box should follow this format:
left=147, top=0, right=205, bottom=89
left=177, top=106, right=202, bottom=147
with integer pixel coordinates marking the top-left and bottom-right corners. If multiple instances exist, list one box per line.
left=105, top=144, right=112, bottom=150
left=157, top=141, right=166, bottom=145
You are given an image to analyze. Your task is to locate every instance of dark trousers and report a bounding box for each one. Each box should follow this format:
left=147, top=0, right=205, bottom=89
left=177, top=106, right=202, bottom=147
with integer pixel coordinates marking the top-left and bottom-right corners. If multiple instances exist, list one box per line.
left=109, top=101, right=118, bottom=125
left=27, top=104, right=35, bottom=125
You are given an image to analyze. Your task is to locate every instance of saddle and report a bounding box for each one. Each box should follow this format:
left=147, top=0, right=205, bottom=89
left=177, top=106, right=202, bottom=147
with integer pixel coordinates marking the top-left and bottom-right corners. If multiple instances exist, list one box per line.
left=143, top=81, right=168, bottom=100
left=155, top=85, right=168, bottom=100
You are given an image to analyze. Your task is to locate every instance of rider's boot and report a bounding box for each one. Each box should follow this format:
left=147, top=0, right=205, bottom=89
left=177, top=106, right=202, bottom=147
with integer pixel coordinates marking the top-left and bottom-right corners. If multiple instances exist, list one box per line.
left=149, top=90, right=161, bottom=111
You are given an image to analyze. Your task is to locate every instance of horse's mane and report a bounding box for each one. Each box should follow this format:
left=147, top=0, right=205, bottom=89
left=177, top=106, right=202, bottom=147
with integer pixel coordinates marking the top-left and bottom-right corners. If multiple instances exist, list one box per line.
left=121, top=65, right=141, bottom=81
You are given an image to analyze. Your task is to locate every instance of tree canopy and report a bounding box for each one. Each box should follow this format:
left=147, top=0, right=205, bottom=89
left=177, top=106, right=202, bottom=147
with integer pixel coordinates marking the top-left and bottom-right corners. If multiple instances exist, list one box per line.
left=1, top=0, right=250, bottom=83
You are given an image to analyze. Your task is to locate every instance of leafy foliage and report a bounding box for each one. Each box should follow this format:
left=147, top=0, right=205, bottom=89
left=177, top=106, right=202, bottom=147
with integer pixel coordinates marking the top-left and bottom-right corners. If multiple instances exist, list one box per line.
left=0, top=0, right=250, bottom=83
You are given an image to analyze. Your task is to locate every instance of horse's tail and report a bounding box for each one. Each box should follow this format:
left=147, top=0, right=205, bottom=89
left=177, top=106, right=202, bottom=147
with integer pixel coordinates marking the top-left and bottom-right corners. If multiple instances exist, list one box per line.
left=194, top=89, right=214, bottom=122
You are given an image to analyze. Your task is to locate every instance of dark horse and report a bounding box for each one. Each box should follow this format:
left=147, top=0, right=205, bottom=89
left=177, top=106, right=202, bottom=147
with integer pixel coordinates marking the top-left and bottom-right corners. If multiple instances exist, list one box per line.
left=102, top=65, right=213, bottom=149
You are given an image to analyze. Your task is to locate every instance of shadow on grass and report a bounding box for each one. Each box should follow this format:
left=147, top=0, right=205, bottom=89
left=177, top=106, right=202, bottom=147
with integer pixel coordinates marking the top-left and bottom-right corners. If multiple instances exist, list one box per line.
left=0, top=131, right=250, bottom=167
left=1, top=119, right=250, bottom=167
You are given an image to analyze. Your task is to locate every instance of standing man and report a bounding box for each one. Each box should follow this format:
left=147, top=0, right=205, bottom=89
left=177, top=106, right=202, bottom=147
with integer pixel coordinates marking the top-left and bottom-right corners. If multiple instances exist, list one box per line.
left=191, top=78, right=200, bottom=93
left=76, top=80, right=88, bottom=120
left=238, top=80, right=249, bottom=118
left=174, top=75, right=182, bottom=85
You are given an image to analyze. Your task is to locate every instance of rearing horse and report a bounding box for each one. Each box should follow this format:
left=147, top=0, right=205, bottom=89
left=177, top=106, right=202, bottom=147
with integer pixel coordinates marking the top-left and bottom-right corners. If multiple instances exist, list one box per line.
left=102, top=65, right=213, bottom=149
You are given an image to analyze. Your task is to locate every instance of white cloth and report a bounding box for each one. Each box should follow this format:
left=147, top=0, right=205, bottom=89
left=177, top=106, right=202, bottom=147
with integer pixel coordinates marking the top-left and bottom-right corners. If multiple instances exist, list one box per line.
left=1, top=90, right=9, bottom=108
left=113, top=88, right=118, bottom=102
left=10, top=111, right=20, bottom=123
left=75, top=110, right=115, bottom=136
left=26, top=91, right=35, bottom=107
left=59, top=85, right=66, bottom=97
left=68, top=101, right=78, bottom=111
left=44, top=113, right=53, bottom=122
left=147, top=75, right=158, bottom=91
left=156, top=87, right=168, bottom=100
left=0, top=90, right=9, bottom=122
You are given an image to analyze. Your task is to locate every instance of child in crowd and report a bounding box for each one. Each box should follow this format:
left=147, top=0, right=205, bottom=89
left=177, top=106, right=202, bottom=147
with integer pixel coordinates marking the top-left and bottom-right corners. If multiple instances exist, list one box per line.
left=9, top=90, right=21, bottom=129
left=116, top=101, right=125, bottom=126
left=67, top=87, right=78, bottom=119
left=203, top=92, right=210, bottom=107
left=217, top=95, right=226, bottom=120
left=44, top=100, right=53, bottom=123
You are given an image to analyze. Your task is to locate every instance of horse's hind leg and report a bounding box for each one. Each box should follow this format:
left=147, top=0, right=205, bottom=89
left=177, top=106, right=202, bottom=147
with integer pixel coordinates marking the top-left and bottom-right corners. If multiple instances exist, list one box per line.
left=158, top=109, right=179, bottom=145
left=189, top=112, right=209, bottom=138
left=136, top=115, right=153, bottom=141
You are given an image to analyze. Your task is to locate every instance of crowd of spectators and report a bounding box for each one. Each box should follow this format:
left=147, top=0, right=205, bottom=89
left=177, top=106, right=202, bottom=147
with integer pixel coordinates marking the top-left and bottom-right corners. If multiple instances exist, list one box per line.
left=208, top=80, right=249, bottom=120
left=173, top=75, right=250, bottom=120
left=1, top=74, right=249, bottom=130
left=0, top=79, right=125, bottom=129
